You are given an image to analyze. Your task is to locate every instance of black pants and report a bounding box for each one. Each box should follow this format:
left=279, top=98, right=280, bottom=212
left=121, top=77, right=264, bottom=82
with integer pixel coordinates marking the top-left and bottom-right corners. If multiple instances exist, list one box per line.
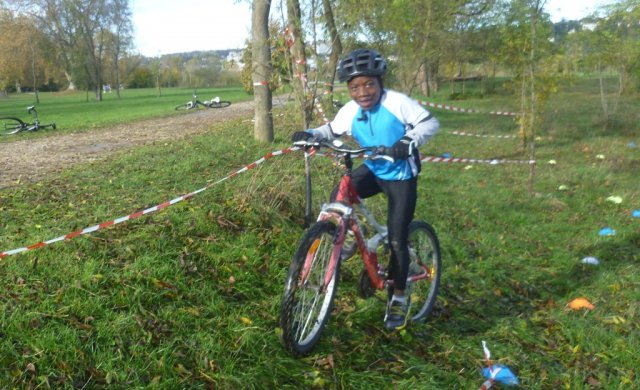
left=333, top=164, right=417, bottom=291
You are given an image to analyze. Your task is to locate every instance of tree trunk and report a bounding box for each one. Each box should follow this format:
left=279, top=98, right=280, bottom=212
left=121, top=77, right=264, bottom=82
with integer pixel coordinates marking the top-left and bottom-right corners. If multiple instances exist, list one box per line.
left=287, top=0, right=311, bottom=129
left=322, top=0, right=342, bottom=106
left=252, top=0, right=273, bottom=142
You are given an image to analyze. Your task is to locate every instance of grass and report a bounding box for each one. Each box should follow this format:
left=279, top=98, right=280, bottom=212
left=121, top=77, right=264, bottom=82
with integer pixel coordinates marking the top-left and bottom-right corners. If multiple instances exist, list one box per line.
left=0, top=80, right=638, bottom=388
left=0, top=87, right=251, bottom=141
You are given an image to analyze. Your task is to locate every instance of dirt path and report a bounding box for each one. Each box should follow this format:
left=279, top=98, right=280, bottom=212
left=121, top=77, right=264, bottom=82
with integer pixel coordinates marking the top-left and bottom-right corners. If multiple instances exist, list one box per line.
left=0, top=100, right=263, bottom=189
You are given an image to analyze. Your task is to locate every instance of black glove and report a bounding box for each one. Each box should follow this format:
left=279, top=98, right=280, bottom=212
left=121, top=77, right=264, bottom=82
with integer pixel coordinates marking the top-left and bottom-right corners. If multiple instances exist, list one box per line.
left=389, top=136, right=416, bottom=160
left=291, top=131, right=314, bottom=143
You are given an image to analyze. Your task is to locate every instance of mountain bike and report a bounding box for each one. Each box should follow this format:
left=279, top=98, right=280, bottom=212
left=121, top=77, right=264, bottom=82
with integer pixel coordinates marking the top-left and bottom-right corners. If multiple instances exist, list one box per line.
left=174, top=91, right=231, bottom=110
left=280, top=138, right=441, bottom=355
left=0, top=105, right=56, bottom=135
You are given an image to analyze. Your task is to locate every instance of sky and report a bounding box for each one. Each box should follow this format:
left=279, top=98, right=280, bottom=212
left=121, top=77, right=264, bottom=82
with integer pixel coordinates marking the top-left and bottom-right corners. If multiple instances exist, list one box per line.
left=131, top=0, right=608, bottom=57
left=131, top=0, right=252, bottom=56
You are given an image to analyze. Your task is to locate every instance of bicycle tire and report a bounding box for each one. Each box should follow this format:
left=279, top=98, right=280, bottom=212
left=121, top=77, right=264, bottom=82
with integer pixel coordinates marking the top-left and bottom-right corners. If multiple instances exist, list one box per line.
left=0, top=117, right=26, bottom=135
left=207, top=101, right=231, bottom=108
left=280, top=220, right=341, bottom=355
left=175, top=103, right=193, bottom=111
left=406, top=220, right=441, bottom=323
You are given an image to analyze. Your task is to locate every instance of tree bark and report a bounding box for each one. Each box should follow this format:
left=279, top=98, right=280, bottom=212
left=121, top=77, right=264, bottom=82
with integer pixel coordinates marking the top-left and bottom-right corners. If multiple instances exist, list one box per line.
left=286, top=0, right=311, bottom=129
left=252, top=0, right=274, bottom=142
left=322, top=0, right=342, bottom=101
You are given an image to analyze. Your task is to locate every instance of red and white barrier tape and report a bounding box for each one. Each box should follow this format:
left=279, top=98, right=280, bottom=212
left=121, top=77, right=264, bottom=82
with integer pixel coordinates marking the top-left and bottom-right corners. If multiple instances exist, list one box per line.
left=1, top=147, right=533, bottom=258
left=450, top=130, right=517, bottom=139
left=0, top=147, right=299, bottom=259
left=419, top=100, right=519, bottom=116
left=421, top=155, right=534, bottom=165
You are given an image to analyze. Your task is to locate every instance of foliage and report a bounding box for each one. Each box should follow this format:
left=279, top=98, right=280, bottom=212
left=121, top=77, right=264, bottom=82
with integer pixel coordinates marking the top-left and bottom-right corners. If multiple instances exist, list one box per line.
left=0, top=79, right=638, bottom=388
left=241, top=22, right=291, bottom=95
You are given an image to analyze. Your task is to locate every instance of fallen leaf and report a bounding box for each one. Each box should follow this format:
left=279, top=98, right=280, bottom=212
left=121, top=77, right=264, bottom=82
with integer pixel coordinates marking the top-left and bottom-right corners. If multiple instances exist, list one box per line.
left=605, top=196, right=623, bottom=204
left=568, top=297, right=595, bottom=311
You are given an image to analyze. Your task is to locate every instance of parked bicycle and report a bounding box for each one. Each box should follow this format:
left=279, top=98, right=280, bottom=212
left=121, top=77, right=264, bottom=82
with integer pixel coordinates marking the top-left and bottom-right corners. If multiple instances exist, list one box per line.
left=280, top=138, right=441, bottom=355
left=0, top=105, right=56, bottom=135
left=174, top=91, right=231, bottom=110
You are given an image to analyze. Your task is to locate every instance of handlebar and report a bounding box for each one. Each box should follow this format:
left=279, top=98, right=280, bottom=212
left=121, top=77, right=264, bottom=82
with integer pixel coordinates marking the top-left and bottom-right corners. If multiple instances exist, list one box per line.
left=293, top=138, right=395, bottom=162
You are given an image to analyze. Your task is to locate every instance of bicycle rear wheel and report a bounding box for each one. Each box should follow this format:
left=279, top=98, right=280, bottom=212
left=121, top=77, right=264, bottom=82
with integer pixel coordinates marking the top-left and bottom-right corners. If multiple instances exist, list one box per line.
left=406, top=220, right=441, bottom=322
left=0, top=117, right=26, bottom=135
left=207, top=101, right=231, bottom=108
left=280, top=220, right=341, bottom=355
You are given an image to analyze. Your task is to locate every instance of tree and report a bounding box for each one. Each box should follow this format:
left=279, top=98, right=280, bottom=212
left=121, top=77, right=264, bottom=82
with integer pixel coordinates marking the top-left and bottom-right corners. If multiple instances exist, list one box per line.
left=335, top=0, right=494, bottom=96
left=105, top=0, right=133, bottom=98
left=252, top=0, right=274, bottom=142
left=22, top=0, right=133, bottom=99
left=0, top=9, right=54, bottom=95
left=285, top=0, right=312, bottom=128
left=320, top=0, right=342, bottom=112
left=499, top=0, right=556, bottom=192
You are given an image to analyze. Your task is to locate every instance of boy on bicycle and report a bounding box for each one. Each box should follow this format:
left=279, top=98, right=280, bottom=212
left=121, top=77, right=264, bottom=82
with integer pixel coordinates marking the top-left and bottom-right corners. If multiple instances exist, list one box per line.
left=292, top=48, right=439, bottom=330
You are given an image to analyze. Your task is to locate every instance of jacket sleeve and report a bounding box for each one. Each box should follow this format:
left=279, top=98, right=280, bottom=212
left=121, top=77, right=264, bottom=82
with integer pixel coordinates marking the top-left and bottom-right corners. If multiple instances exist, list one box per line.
left=406, top=114, right=439, bottom=147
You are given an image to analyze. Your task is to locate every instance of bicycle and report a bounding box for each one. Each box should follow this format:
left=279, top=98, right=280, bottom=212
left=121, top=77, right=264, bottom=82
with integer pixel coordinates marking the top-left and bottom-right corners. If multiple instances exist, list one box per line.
left=0, top=105, right=57, bottom=135
left=280, top=138, right=442, bottom=355
left=174, top=91, right=231, bottom=110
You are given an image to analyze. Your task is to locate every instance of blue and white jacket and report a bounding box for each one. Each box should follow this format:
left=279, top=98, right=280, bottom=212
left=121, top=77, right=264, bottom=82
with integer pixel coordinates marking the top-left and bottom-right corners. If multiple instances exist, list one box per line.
left=309, top=89, right=439, bottom=181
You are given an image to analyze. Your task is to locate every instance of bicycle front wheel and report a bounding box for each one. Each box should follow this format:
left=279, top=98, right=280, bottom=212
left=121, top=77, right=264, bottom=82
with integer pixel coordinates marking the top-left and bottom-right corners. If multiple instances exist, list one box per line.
left=280, top=220, right=341, bottom=355
left=0, top=117, right=26, bottom=135
left=406, top=220, right=441, bottom=323
left=207, top=101, right=231, bottom=108
left=175, top=103, right=193, bottom=111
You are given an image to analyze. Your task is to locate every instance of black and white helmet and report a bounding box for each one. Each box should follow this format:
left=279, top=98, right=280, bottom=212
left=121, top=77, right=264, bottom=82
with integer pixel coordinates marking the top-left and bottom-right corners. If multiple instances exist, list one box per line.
left=337, top=49, right=387, bottom=83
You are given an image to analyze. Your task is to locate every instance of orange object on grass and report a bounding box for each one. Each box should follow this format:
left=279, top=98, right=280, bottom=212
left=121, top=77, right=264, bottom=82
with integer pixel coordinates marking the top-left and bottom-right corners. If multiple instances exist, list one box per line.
left=568, top=297, right=595, bottom=310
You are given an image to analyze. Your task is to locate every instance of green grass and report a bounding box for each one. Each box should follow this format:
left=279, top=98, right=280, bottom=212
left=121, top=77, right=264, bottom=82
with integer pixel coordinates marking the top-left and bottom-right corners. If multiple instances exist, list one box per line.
left=0, top=79, right=638, bottom=388
left=0, top=87, right=251, bottom=141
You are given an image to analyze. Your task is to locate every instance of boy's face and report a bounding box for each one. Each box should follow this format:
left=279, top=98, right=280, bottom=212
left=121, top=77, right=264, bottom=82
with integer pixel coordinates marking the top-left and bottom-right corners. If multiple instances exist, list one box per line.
left=347, top=76, right=381, bottom=111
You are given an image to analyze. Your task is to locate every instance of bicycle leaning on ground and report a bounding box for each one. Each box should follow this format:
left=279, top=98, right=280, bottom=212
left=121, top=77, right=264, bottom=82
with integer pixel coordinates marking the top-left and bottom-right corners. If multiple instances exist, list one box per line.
left=174, top=91, right=231, bottom=110
left=279, top=138, right=442, bottom=355
left=0, top=105, right=56, bottom=135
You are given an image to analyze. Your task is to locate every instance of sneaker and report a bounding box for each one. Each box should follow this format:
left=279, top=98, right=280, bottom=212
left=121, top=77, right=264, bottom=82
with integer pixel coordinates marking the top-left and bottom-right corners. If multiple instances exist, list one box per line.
left=384, top=296, right=410, bottom=330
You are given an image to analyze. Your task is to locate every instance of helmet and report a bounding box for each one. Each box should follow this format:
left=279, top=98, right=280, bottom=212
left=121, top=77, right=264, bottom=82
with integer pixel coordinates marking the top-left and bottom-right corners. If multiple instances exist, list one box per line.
left=337, top=49, right=387, bottom=82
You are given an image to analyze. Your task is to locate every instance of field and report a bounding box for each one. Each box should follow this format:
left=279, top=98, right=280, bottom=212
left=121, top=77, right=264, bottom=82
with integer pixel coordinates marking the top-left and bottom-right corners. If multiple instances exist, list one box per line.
left=0, top=87, right=251, bottom=137
left=0, top=79, right=638, bottom=388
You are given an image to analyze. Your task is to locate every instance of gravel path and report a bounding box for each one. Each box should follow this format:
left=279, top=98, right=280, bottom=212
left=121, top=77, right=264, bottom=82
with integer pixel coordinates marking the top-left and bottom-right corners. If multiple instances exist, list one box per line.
left=0, top=100, right=261, bottom=189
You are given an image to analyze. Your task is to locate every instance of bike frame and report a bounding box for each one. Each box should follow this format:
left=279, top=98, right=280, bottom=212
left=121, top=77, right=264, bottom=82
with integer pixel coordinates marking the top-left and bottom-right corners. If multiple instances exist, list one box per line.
left=301, top=144, right=434, bottom=293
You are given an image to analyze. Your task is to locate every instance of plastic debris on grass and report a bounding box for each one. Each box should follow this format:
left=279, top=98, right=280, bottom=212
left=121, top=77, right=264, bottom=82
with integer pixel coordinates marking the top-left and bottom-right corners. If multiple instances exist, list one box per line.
left=598, top=227, right=616, bottom=236
left=605, top=196, right=623, bottom=204
left=581, top=256, right=600, bottom=266
left=558, top=185, right=569, bottom=191
left=442, top=152, right=451, bottom=158
left=628, top=142, right=637, bottom=148
left=479, top=341, right=519, bottom=389
left=548, top=159, right=557, bottom=165
left=632, top=210, right=640, bottom=218
left=596, top=154, right=605, bottom=160
left=568, top=297, right=595, bottom=311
